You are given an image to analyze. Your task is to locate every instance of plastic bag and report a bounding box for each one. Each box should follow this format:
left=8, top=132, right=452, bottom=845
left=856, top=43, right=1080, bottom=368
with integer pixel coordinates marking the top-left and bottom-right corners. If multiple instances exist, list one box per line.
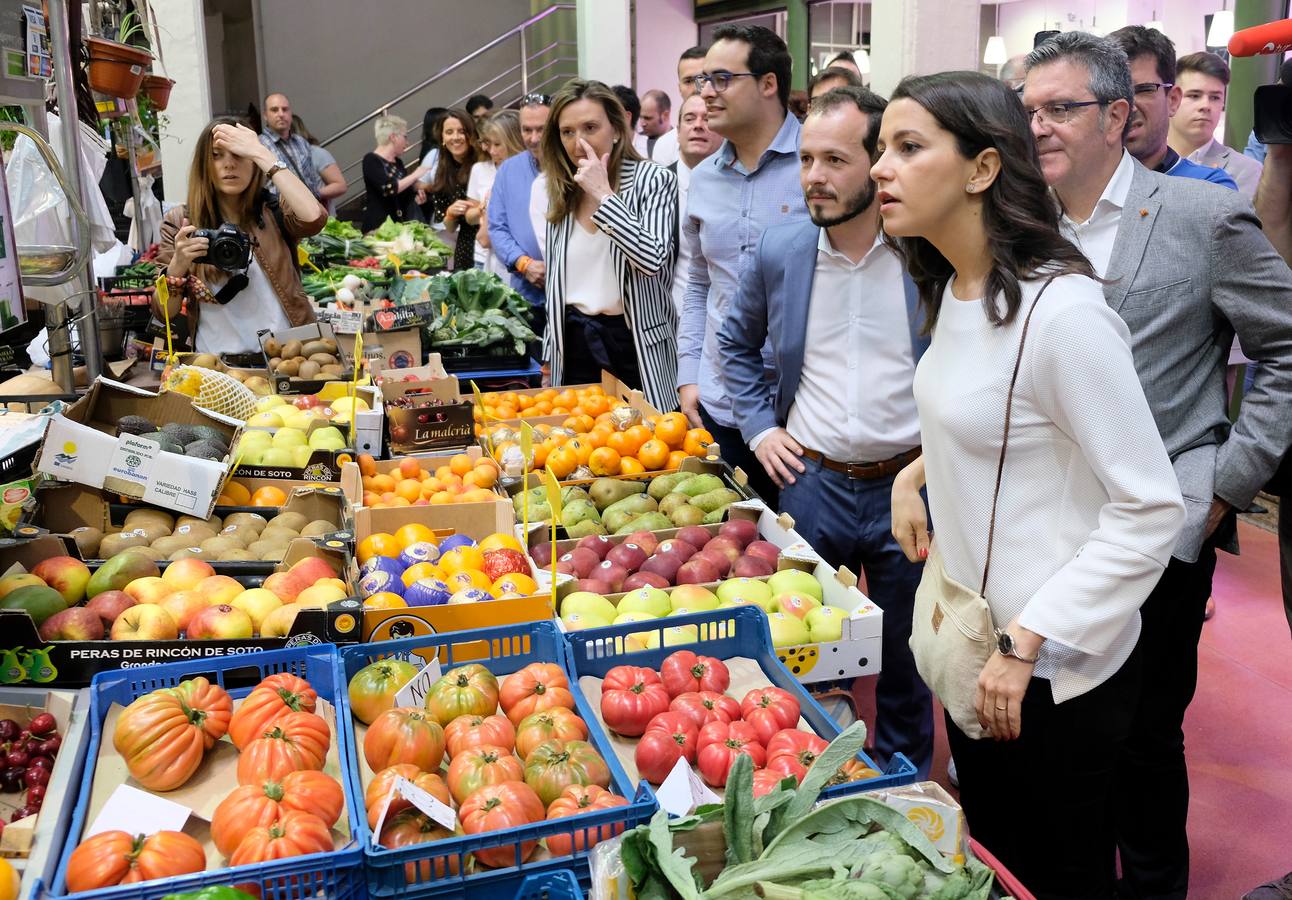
left=589, top=833, right=634, bottom=900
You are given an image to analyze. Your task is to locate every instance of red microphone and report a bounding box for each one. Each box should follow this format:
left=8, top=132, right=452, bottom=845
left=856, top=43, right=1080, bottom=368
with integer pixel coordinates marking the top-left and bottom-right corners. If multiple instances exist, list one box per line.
left=1227, top=18, right=1292, bottom=56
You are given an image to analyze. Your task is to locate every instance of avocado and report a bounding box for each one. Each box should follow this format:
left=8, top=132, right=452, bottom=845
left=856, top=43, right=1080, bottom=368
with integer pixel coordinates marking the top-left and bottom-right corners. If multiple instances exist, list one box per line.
left=184, top=439, right=228, bottom=461
left=137, top=433, right=184, bottom=454
left=115, top=415, right=155, bottom=437
left=161, top=423, right=198, bottom=446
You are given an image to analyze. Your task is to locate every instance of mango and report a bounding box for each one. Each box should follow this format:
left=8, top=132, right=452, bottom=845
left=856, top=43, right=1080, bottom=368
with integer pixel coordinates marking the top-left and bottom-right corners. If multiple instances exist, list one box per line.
left=86, top=550, right=161, bottom=599
left=0, top=585, right=67, bottom=625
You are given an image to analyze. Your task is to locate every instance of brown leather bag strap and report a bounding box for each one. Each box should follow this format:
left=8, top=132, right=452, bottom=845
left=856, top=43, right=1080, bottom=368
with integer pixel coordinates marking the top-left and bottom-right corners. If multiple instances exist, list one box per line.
left=981, top=277, right=1055, bottom=596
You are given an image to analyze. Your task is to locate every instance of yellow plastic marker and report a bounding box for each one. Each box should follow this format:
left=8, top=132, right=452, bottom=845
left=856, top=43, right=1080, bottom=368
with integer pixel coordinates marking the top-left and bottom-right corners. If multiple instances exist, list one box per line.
left=544, top=465, right=564, bottom=607
left=298, top=244, right=322, bottom=273
left=155, top=275, right=176, bottom=364
left=346, top=332, right=363, bottom=444
left=388, top=252, right=402, bottom=277
left=519, top=422, right=534, bottom=539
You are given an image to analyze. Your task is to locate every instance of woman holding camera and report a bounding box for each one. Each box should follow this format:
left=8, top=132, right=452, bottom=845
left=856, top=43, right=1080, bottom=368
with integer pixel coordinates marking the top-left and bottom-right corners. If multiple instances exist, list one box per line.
left=157, top=118, right=327, bottom=354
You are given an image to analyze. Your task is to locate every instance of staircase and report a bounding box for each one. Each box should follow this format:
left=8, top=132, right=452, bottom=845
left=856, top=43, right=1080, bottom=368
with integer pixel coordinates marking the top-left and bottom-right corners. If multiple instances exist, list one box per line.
left=322, top=3, right=578, bottom=222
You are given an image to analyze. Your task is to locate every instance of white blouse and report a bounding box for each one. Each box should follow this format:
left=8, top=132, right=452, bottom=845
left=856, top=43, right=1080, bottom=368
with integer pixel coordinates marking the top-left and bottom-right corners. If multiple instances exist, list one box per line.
left=196, top=256, right=292, bottom=355
left=914, top=273, right=1185, bottom=702
left=564, top=223, right=623, bottom=317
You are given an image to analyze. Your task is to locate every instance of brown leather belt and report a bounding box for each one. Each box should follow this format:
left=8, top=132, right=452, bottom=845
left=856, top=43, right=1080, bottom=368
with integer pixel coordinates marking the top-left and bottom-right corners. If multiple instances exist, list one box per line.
left=800, top=446, right=921, bottom=480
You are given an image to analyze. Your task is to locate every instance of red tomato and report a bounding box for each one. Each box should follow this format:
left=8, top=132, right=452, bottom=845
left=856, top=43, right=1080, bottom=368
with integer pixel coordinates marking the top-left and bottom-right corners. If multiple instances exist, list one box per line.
left=669, top=691, right=741, bottom=730
left=764, top=730, right=828, bottom=783
left=545, top=784, right=630, bottom=856
left=753, top=768, right=791, bottom=798
left=600, top=666, right=670, bottom=737
left=458, top=781, right=546, bottom=868
left=363, top=708, right=446, bottom=773
left=634, top=711, right=698, bottom=785
left=695, top=720, right=766, bottom=788
left=499, top=663, right=575, bottom=726
left=445, top=713, right=516, bottom=757
left=659, top=651, right=731, bottom=698
left=740, top=687, right=801, bottom=745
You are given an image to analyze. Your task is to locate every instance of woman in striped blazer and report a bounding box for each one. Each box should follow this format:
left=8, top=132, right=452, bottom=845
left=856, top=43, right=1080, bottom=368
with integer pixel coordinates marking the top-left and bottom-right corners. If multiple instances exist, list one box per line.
left=539, top=79, right=679, bottom=411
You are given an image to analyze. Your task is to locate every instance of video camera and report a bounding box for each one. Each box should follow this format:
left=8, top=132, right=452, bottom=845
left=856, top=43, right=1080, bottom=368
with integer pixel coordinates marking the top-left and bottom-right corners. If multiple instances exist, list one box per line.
left=1228, top=19, right=1292, bottom=144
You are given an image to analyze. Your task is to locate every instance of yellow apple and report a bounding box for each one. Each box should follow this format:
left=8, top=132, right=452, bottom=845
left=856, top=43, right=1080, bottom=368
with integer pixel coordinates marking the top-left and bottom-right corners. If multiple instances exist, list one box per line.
left=246, top=411, right=284, bottom=429
left=259, top=603, right=301, bottom=638
left=295, top=582, right=348, bottom=608
left=255, top=395, right=288, bottom=412
left=231, top=588, right=282, bottom=630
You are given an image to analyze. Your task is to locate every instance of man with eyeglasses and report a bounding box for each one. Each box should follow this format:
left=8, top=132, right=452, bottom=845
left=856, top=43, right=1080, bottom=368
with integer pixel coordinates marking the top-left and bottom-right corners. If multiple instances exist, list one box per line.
left=678, top=45, right=708, bottom=101
left=676, top=23, right=810, bottom=507
left=488, top=93, right=551, bottom=337
left=1109, top=26, right=1236, bottom=189
left=1023, top=32, right=1292, bottom=900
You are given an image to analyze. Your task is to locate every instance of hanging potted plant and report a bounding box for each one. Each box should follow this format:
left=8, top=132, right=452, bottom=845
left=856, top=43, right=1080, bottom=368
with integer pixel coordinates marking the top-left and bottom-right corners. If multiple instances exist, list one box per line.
left=85, top=11, right=153, bottom=99
left=140, top=73, right=174, bottom=109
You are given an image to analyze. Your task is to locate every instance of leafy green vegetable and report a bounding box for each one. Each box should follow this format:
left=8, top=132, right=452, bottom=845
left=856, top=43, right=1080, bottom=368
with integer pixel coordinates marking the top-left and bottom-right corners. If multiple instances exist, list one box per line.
left=322, top=217, right=363, bottom=240
left=725, top=753, right=756, bottom=867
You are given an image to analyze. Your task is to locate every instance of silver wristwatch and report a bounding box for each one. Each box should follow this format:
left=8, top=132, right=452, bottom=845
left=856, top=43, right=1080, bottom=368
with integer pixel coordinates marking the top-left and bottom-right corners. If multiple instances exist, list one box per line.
left=265, top=161, right=287, bottom=179
left=994, top=628, right=1040, bottom=664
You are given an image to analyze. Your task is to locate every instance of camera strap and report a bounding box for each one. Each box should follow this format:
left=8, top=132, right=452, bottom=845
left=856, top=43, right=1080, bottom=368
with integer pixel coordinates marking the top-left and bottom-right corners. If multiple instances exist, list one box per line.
left=214, top=273, right=250, bottom=303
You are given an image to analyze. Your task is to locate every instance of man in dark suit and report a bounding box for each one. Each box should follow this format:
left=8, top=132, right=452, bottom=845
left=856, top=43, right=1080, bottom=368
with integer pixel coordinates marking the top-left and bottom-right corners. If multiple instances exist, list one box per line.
left=717, top=87, right=934, bottom=777
left=1023, top=32, right=1292, bottom=899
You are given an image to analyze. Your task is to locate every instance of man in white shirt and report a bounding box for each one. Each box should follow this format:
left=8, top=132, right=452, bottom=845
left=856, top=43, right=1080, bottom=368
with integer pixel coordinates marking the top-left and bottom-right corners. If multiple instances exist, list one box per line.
left=1168, top=51, right=1264, bottom=198
left=639, top=90, right=679, bottom=165
left=1023, top=33, right=1292, bottom=900
left=717, top=87, right=934, bottom=778
left=669, top=95, right=722, bottom=317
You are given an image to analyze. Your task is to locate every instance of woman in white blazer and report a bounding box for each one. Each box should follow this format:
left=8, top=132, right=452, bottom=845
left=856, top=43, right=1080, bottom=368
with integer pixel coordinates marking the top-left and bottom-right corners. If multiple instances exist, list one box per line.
left=539, top=79, right=679, bottom=411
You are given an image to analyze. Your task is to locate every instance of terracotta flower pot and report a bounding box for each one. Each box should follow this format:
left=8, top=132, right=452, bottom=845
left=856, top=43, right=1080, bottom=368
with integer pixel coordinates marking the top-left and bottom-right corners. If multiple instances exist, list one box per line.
left=85, top=36, right=153, bottom=99
left=141, top=75, right=175, bottom=110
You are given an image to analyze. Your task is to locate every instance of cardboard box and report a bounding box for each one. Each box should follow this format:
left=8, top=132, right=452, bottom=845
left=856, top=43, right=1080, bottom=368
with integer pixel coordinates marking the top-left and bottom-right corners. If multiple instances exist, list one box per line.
left=35, top=378, right=242, bottom=519
left=382, top=375, right=474, bottom=454
left=336, top=325, right=422, bottom=372
left=258, top=322, right=352, bottom=395
left=236, top=419, right=350, bottom=483
left=472, top=370, right=660, bottom=430
left=0, top=536, right=363, bottom=687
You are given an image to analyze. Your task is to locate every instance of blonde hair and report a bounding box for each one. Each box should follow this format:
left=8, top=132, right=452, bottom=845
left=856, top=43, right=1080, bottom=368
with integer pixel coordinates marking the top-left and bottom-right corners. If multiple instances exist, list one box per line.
left=541, top=79, right=640, bottom=223
left=479, top=110, right=524, bottom=158
left=374, top=114, right=408, bottom=147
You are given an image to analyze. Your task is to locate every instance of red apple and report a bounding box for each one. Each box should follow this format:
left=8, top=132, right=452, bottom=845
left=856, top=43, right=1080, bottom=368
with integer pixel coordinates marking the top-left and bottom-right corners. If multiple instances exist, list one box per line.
left=530, top=541, right=553, bottom=568
left=85, top=591, right=136, bottom=628
left=719, top=519, right=759, bottom=547
left=623, top=571, right=670, bottom=590
left=592, top=560, right=629, bottom=592
left=576, top=534, right=616, bottom=560
left=160, top=590, right=208, bottom=632
left=31, top=556, right=92, bottom=605
left=638, top=554, right=682, bottom=585
left=655, top=539, right=697, bottom=563
left=625, top=531, right=660, bottom=555
left=575, top=578, right=615, bottom=594
left=676, top=557, right=720, bottom=585
left=674, top=526, right=713, bottom=551
left=703, top=536, right=743, bottom=565
left=559, top=548, right=601, bottom=580
left=38, top=607, right=104, bottom=641
left=745, top=540, right=781, bottom=568
left=187, top=604, right=254, bottom=639
left=110, top=604, right=179, bottom=640
left=606, top=542, right=648, bottom=573
left=732, top=555, right=776, bottom=578
left=262, top=571, right=307, bottom=603
left=693, top=548, right=732, bottom=577
left=287, top=556, right=338, bottom=587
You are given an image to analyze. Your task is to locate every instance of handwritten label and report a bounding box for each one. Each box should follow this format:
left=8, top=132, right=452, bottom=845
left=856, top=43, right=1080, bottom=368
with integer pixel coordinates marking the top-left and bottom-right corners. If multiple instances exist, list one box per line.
left=655, top=757, right=720, bottom=817
left=87, top=783, right=191, bottom=837
left=373, top=775, right=456, bottom=840
left=393, top=656, right=442, bottom=710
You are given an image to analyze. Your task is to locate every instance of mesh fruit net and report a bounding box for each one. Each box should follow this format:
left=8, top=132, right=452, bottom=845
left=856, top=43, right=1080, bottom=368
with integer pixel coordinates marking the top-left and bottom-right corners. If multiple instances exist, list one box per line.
left=165, top=365, right=258, bottom=421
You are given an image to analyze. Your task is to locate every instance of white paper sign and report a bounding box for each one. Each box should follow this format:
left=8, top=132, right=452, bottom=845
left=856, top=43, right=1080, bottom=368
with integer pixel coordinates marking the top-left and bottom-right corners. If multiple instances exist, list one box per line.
left=373, top=776, right=457, bottom=841
left=87, top=783, right=191, bottom=837
left=393, top=656, right=442, bottom=710
left=655, top=757, right=720, bottom=817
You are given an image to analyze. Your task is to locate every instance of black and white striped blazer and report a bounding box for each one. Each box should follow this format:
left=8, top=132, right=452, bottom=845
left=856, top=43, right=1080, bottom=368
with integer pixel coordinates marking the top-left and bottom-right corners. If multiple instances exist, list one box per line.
left=544, top=158, right=679, bottom=411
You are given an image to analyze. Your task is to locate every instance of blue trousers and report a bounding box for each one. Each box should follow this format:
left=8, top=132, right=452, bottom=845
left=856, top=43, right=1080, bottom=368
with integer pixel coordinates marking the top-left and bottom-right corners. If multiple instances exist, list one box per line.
left=778, top=455, right=935, bottom=777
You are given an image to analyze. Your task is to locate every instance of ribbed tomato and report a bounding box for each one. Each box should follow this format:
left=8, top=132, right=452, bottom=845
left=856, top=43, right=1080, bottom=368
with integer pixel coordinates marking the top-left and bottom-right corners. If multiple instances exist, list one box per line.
left=446, top=744, right=525, bottom=804
left=236, top=711, right=330, bottom=785
left=212, top=770, right=344, bottom=857
left=366, top=765, right=451, bottom=831
left=600, top=666, right=670, bottom=737
left=515, top=708, right=588, bottom=760
left=696, top=720, right=766, bottom=788
left=425, top=664, right=499, bottom=726
left=459, top=781, right=545, bottom=868
left=830, top=757, right=882, bottom=786
left=753, top=768, right=793, bottom=798
left=545, top=784, right=630, bottom=856
left=229, top=809, right=334, bottom=865
left=228, top=674, right=318, bottom=750
left=379, top=809, right=462, bottom=882
left=445, top=713, right=516, bottom=757
left=659, top=651, right=730, bottom=698
left=348, top=659, right=419, bottom=726
left=364, top=708, right=446, bottom=773
left=112, top=676, right=233, bottom=791
left=65, top=830, right=205, bottom=891
left=499, top=663, right=575, bottom=725
left=740, top=687, right=801, bottom=745
left=634, top=711, right=698, bottom=785
left=669, top=691, right=741, bottom=729
left=764, top=729, right=828, bottom=782
left=523, top=739, right=612, bottom=806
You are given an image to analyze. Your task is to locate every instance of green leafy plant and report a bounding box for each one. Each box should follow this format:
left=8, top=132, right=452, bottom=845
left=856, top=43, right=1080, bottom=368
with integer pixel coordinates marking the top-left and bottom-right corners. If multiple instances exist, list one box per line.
left=114, top=10, right=148, bottom=48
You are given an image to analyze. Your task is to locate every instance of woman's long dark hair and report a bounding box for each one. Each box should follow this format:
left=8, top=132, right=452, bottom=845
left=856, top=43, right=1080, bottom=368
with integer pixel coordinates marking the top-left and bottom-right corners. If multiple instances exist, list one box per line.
left=886, top=71, right=1095, bottom=332
left=427, top=109, right=480, bottom=194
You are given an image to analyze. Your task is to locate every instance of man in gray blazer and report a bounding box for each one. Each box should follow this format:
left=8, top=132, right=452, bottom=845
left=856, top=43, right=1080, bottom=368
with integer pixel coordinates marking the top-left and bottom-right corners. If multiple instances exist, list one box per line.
left=1168, top=52, right=1265, bottom=198
left=1024, top=33, right=1292, bottom=900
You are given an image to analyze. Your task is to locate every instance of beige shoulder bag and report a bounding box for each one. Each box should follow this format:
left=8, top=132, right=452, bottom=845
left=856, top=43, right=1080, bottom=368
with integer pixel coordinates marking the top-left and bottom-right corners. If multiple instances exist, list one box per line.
left=908, top=280, right=1051, bottom=740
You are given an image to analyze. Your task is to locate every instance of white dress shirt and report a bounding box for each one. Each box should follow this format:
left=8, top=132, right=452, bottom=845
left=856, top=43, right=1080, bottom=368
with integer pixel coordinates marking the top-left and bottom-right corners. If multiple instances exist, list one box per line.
left=1058, top=149, right=1135, bottom=278
left=529, top=173, right=549, bottom=256
left=670, top=160, right=693, bottom=317
left=752, top=232, right=920, bottom=461
left=564, top=223, right=624, bottom=317
left=917, top=274, right=1185, bottom=702
left=648, top=129, right=679, bottom=166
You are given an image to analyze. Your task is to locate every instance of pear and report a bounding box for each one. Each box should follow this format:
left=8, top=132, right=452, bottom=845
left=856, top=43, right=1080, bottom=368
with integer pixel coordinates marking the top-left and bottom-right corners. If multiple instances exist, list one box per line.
left=602, top=494, right=658, bottom=533
left=561, top=499, right=601, bottom=530
left=566, top=519, right=608, bottom=538
left=659, top=492, right=693, bottom=517
left=703, top=503, right=733, bottom=524
left=614, top=512, right=672, bottom=536
left=589, top=478, right=647, bottom=511
left=675, top=474, right=724, bottom=497
left=647, top=471, right=692, bottom=500
left=691, top=487, right=743, bottom=513
left=669, top=504, right=707, bottom=526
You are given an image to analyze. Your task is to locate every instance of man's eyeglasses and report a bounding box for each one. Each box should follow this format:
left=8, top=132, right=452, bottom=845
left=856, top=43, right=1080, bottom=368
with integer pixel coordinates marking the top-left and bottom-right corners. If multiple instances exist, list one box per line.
left=693, top=71, right=759, bottom=93
left=519, top=93, right=551, bottom=108
left=1133, top=82, right=1174, bottom=96
left=1025, top=99, right=1110, bottom=125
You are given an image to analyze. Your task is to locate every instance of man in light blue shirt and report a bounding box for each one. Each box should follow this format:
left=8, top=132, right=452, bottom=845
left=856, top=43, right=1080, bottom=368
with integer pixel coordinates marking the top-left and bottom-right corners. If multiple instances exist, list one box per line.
left=677, top=24, right=809, bottom=505
left=488, top=95, right=550, bottom=335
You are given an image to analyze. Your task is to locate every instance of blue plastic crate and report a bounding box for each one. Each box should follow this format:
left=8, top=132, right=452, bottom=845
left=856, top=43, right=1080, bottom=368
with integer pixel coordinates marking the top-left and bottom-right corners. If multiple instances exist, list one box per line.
left=514, top=869, right=585, bottom=900
left=34, top=644, right=365, bottom=900
left=337, top=619, right=655, bottom=900
left=561, top=606, right=918, bottom=796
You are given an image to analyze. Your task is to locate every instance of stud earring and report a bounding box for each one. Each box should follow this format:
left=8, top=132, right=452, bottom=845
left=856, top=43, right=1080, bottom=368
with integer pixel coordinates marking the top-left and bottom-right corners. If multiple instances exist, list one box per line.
left=966, top=184, right=976, bottom=193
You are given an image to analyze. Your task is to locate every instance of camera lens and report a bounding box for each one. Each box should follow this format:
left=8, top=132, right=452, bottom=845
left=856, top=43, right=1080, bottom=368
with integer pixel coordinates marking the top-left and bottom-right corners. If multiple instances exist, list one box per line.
left=211, top=239, right=242, bottom=269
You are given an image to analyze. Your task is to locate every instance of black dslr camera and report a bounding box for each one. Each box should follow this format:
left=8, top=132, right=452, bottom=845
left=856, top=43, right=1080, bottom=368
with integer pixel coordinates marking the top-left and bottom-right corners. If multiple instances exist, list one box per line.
left=1254, top=84, right=1292, bottom=145
left=194, top=223, right=253, bottom=270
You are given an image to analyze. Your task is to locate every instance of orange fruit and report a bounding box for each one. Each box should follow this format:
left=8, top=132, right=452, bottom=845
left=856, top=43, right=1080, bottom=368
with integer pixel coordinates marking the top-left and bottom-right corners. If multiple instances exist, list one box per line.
left=654, top=412, right=689, bottom=449
left=605, top=431, right=635, bottom=458
left=569, top=439, right=594, bottom=466
left=445, top=569, right=493, bottom=592
left=450, top=454, right=474, bottom=476
left=398, top=458, right=421, bottom=480
left=401, top=562, right=441, bottom=587
left=431, top=491, right=454, bottom=504
left=546, top=445, right=579, bottom=479
left=625, top=425, right=653, bottom=451
left=358, top=454, right=378, bottom=477
left=251, top=486, right=287, bottom=507
left=637, top=438, right=671, bottom=471
left=620, top=457, right=646, bottom=475
left=395, top=480, right=422, bottom=503
left=358, top=533, right=401, bottom=564
left=370, top=474, right=397, bottom=495
left=462, top=471, right=480, bottom=488
left=684, top=428, right=715, bottom=457
left=492, top=572, right=538, bottom=595
left=222, top=481, right=252, bottom=505
left=216, top=493, right=237, bottom=506
left=588, top=446, right=622, bottom=477
left=563, top=414, right=595, bottom=434
left=395, top=523, right=436, bottom=549
left=461, top=488, right=497, bottom=504
left=363, top=491, right=381, bottom=507
left=668, top=450, right=690, bottom=470
left=389, top=497, right=411, bottom=507
left=555, top=390, right=577, bottom=408
left=480, top=533, right=523, bottom=553
left=364, top=592, right=408, bottom=610
left=435, top=465, right=454, bottom=481
left=472, top=463, right=498, bottom=488
left=439, top=546, right=485, bottom=575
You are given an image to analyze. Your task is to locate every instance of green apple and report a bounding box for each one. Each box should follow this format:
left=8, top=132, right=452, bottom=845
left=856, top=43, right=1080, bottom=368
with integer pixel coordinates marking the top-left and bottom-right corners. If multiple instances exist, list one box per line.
left=716, top=578, right=774, bottom=611
left=271, top=427, right=307, bottom=449
left=668, top=584, right=719, bottom=612
left=559, top=590, right=617, bottom=622
left=613, top=611, right=659, bottom=626
left=767, top=611, right=810, bottom=648
left=561, top=611, right=613, bottom=630
left=238, top=430, right=272, bottom=451
left=767, top=569, right=823, bottom=602
left=261, top=447, right=295, bottom=467
left=645, top=624, right=698, bottom=649
left=292, top=445, right=314, bottom=467
left=240, top=445, right=264, bottom=466
left=255, top=395, right=287, bottom=412
left=805, top=605, right=846, bottom=642
left=308, top=426, right=346, bottom=451
left=246, top=410, right=284, bottom=428
left=772, top=592, right=822, bottom=619
left=616, top=586, right=671, bottom=618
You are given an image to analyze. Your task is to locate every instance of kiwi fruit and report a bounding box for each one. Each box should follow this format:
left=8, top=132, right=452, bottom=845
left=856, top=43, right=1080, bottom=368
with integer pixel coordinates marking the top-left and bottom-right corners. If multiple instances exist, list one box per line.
left=301, top=340, right=333, bottom=357
left=316, top=373, right=340, bottom=382
left=277, top=358, right=300, bottom=377
left=271, top=512, right=309, bottom=532
left=218, top=549, right=257, bottom=561
left=129, top=522, right=172, bottom=543
left=172, top=523, right=217, bottom=543
left=320, top=364, right=345, bottom=377
left=300, top=519, right=335, bottom=538
left=226, top=513, right=269, bottom=530
left=263, top=337, right=282, bottom=357
left=133, top=545, right=169, bottom=561
left=178, top=514, right=223, bottom=531
left=99, top=532, right=149, bottom=556
left=247, top=539, right=287, bottom=558
left=168, top=547, right=206, bottom=561
left=259, top=526, right=300, bottom=545
left=70, top=526, right=104, bottom=558
left=200, top=536, right=244, bottom=556
left=151, top=534, right=194, bottom=557
left=281, top=339, right=304, bottom=359
left=269, top=357, right=282, bottom=370
left=116, top=415, right=155, bottom=437
left=307, top=353, right=337, bottom=366
left=294, top=360, right=318, bottom=380
left=124, top=509, right=175, bottom=530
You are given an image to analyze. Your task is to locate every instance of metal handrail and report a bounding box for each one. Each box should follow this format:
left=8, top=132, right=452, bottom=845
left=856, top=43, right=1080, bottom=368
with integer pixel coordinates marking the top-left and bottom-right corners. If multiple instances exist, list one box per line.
left=319, top=3, right=575, bottom=150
